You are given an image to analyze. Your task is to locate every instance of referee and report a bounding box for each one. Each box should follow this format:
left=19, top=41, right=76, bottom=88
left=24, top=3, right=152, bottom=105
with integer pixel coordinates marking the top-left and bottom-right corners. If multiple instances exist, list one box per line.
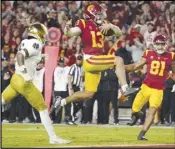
left=67, top=55, right=84, bottom=124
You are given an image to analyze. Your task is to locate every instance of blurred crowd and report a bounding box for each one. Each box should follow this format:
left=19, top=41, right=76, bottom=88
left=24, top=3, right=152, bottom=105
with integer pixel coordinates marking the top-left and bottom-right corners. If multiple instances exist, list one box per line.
left=1, top=1, right=175, bottom=126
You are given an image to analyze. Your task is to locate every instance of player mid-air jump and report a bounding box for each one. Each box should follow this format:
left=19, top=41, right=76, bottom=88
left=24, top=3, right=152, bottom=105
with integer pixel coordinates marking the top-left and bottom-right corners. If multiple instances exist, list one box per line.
left=50, top=2, right=139, bottom=114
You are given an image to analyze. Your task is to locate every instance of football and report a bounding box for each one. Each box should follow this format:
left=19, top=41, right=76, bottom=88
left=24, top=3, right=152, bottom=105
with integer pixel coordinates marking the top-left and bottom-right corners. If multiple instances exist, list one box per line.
left=103, top=28, right=114, bottom=36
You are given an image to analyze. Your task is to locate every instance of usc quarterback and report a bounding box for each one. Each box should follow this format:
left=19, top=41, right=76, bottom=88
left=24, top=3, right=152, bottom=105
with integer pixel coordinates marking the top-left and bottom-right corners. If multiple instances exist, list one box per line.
left=125, top=35, right=175, bottom=140
left=1, top=23, right=70, bottom=144
left=50, top=2, right=139, bottom=114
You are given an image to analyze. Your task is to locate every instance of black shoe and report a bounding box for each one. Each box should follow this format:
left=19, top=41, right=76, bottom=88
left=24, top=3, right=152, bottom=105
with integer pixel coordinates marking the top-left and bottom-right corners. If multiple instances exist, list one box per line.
left=9, top=120, right=16, bottom=123
left=137, top=130, right=148, bottom=141
left=164, top=121, right=171, bottom=126
left=74, top=116, right=79, bottom=121
left=49, top=96, right=62, bottom=114
left=66, top=120, right=77, bottom=125
left=127, top=111, right=144, bottom=126
left=138, top=135, right=148, bottom=141
left=123, top=87, right=140, bottom=97
left=171, top=122, right=175, bottom=127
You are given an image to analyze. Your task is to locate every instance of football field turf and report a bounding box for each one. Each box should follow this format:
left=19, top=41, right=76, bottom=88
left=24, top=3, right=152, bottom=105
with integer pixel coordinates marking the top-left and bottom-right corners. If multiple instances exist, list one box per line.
left=2, top=123, right=175, bottom=148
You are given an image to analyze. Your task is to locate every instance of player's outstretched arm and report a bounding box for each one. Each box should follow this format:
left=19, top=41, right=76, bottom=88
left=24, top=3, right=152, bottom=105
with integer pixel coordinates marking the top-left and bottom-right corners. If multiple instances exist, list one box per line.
left=100, top=23, right=122, bottom=37
left=64, top=19, right=82, bottom=37
left=124, top=58, right=146, bottom=72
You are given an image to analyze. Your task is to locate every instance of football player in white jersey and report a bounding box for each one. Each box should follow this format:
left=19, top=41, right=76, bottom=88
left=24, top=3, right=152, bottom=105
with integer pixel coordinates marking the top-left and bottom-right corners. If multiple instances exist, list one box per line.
left=1, top=23, right=70, bottom=144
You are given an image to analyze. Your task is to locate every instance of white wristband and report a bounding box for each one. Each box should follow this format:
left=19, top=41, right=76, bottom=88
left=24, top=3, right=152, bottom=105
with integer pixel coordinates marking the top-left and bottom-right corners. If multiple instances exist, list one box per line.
left=19, top=65, right=26, bottom=72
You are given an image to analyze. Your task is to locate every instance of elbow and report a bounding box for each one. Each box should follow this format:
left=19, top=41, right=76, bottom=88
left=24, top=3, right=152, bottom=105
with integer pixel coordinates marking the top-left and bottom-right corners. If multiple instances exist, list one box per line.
left=16, top=52, right=25, bottom=66
left=16, top=52, right=24, bottom=61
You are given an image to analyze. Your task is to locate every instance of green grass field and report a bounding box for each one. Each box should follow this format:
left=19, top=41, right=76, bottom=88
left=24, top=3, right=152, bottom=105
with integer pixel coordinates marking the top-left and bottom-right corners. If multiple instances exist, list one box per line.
left=2, top=123, right=175, bottom=148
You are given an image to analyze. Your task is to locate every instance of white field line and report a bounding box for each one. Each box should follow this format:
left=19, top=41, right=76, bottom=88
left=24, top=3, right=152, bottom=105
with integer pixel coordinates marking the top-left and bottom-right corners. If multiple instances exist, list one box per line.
left=45, top=144, right=175, bottom=148
left=2, top=123, right=175, bottom=129
left=2, top=128, right=174, bottom=137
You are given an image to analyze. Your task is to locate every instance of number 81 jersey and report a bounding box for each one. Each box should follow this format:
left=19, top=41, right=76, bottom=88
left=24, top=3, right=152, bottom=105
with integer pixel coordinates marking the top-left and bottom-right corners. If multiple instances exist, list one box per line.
left=75, top=19, right=105, bottom=56
left=142, top=50, right=175, bottom=90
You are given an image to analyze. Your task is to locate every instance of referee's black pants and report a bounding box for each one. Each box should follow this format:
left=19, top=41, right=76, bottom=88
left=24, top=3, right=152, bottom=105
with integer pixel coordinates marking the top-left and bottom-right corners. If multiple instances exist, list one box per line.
left=97, top=91, right=119, bottom=124
left=72, top=86, right=84, bottom=121
left=53, top=91, right=69, bottom=123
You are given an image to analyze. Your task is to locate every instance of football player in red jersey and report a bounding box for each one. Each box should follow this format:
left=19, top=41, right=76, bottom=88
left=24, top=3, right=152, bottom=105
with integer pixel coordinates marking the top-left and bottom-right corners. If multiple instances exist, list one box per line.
left=125, top=35, right=175, bottom=140
left=49, top=2, right=139, bottom=114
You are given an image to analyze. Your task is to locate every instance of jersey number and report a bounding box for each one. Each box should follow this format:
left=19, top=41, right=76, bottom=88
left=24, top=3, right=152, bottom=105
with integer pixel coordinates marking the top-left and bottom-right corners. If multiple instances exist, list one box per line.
left=33, top=43, right=39, bottom=49
left=90, top=31, right=104, bottom=48
left=150, top=60, right=165, bottom=76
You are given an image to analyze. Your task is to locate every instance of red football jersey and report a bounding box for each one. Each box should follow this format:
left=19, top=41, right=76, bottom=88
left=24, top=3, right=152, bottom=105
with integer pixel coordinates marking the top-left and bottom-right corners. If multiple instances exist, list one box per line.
left=75, top=19, right=105, bottom=55
left=142, top=50, right=175, bottom=90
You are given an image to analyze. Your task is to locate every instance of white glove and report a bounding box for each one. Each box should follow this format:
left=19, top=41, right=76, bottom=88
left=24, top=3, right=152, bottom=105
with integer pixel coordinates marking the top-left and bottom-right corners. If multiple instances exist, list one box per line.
left=22, top=73, right=32, bottom=82
left=171, top=84, right=175, bottom=92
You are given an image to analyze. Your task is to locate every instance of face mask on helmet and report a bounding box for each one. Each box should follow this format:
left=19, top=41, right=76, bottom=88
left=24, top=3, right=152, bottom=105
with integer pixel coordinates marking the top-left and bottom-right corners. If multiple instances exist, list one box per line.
left=93, top=11, right=105, bottom=25
left=153, top=35, right=167, bottom=55
left=84, top=3, right=104, bottom=25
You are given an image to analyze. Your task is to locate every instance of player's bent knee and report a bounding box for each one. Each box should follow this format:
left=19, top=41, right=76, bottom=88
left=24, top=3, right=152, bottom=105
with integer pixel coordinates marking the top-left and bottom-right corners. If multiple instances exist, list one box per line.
left=84, top=91, right=95, bottom=99
left=132, top=104, right=141, bottom=113
left=35, top=103, right=48, bottom=112
left=115, top=56, right=124, bottom=63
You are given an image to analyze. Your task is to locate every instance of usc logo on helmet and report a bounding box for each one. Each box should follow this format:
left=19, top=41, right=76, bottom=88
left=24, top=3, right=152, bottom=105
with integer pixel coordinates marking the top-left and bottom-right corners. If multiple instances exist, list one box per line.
left=87, top=4, right=95, bottom=12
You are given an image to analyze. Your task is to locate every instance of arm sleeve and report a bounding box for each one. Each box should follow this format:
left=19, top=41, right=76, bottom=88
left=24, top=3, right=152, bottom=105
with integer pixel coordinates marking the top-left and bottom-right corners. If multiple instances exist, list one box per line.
left=142, top=50, right=149, bottom=59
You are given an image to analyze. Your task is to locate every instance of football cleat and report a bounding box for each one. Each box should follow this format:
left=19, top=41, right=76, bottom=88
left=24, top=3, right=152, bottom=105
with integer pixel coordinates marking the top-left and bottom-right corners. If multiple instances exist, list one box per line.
left=49, top=96, right=62, bottom=114
left=137, top=135, right=148, bottom=141
left=123, top=87, right=140, bottom=97
left=127, top=111, right=144, bottom=126
left=50, top=137, right=71, bottom=144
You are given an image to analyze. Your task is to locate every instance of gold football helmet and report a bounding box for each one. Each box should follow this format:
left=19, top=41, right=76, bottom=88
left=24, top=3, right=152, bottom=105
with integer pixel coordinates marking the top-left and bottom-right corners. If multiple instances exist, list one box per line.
left=27, top=22, right=48, bottom=43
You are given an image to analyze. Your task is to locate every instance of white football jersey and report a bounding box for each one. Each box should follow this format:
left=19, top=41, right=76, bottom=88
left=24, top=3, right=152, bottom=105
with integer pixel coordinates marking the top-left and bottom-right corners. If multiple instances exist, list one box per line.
left=15, top=39, right=44, bottom=80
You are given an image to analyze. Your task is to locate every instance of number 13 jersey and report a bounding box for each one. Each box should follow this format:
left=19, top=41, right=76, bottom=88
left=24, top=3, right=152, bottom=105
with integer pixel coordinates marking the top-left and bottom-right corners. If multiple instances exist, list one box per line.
left=142, top=50, right=175, bottom=90
left=75, top=19, right=105, bottom=56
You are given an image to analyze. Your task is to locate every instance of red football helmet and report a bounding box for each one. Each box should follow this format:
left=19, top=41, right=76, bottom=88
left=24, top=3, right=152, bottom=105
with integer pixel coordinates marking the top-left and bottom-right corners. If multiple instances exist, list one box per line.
left=84, top=3, right=105, bottom=25
left=153, top=35, right=168, bottom=54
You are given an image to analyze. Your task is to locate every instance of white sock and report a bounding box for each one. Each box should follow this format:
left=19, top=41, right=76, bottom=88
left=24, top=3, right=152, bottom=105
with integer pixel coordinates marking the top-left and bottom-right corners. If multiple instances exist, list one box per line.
left=39, top=109, right=57, bottom=139
left=121, top=84, right=128, bottom=92
left=61, top=98, right=67, bottom=106
left=2, top=97, right=5, bottom=105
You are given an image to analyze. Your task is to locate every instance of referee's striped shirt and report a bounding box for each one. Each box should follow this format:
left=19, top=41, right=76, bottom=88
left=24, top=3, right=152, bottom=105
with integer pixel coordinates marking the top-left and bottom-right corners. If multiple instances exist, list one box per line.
left=68, top=64, right=83, bottom=87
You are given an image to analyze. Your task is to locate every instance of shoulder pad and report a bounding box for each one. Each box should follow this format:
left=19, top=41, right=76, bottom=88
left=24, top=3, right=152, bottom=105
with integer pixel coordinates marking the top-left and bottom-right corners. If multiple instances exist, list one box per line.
left=76, top=19, right=86, bottom=29
left=144, top=49, right=150, bottom=56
